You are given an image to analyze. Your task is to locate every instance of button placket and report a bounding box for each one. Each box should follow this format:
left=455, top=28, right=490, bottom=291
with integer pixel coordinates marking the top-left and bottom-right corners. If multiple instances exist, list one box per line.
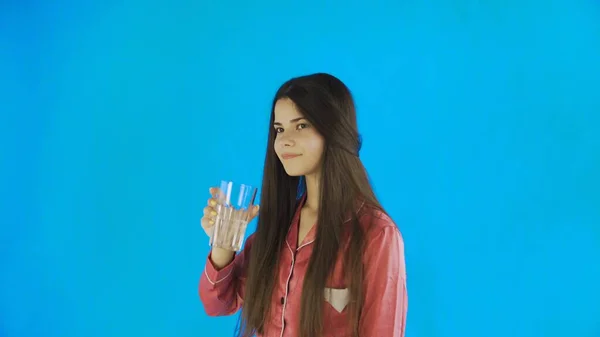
left=279, top=240, right=296, bottom=337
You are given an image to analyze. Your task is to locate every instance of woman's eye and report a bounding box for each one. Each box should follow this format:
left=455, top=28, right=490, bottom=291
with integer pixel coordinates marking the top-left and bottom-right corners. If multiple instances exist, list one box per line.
left=275, top=127, right=284, bottom=133
left=297, top=123, right=309, bottom=130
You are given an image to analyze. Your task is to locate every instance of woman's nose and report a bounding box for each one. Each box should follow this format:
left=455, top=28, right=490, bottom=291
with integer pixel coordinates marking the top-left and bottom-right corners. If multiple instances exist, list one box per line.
left=277, top=133, right=295, bottom=147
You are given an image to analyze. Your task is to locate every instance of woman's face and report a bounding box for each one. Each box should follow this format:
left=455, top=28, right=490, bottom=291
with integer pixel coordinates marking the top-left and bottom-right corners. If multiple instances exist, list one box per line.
left=273, top=98, right=325, bottom=177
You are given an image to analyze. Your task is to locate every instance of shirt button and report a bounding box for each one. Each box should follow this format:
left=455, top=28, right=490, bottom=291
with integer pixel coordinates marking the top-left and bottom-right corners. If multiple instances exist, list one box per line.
left=280, top=297, right=285, bottom=305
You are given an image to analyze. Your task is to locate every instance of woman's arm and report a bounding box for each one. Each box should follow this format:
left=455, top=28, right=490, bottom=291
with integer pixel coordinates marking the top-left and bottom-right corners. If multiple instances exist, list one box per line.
left=198, top=234, right=254, bottom=316
left=360, top=223, right=408, bottom=336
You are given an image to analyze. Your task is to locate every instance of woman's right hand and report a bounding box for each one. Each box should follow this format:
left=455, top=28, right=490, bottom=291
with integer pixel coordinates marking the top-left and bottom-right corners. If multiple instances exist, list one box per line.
left=201, top=187, right=260, bottom=267
left=201, top=187, right=260, bottom=239
left=201, top=187, right=260, bottom=268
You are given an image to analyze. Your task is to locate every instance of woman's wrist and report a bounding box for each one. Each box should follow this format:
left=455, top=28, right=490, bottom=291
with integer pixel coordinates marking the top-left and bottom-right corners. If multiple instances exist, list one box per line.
left=210, top=246, right=235, bottom=270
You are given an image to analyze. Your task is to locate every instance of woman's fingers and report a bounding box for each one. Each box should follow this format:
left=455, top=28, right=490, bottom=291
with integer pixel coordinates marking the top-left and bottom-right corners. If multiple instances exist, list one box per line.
left=202, top=188, right=259, bottom=242
left=201, top=187, right=223, bottom=238
left=209, top=187, right=225, bottom=202
left=249, top=205, right=260, bottom=219
left=201, top=217, right=214, bottom=237
left=201, top=203, right=218, bottom=238
left=203, top=205, right=217, bottom=218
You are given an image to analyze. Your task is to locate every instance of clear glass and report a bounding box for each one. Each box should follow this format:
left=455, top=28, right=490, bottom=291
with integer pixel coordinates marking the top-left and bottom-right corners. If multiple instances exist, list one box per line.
left=209, top=180, right=258, bottom=251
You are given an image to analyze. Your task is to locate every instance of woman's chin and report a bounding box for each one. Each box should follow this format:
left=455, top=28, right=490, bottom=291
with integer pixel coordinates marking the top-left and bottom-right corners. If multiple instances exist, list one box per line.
left=282, top=166, right=307, bottom=177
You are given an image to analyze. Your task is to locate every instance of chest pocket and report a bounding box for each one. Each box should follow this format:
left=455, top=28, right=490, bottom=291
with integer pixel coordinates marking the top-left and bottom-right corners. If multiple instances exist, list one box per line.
left=324, top=287, right=350, bottom=313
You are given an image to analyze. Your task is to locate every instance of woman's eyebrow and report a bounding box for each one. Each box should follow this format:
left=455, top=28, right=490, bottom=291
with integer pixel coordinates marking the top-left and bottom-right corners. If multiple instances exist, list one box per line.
left=273, top=117, right=306, bottom=126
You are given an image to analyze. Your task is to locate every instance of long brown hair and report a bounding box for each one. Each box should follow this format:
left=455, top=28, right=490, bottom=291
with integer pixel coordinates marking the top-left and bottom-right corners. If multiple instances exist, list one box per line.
left=238, top=73, right=384, bottom=337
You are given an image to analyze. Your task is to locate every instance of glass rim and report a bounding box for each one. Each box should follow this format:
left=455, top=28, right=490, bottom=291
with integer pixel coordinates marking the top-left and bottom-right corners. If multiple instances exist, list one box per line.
left=219, top=180, right=256, bottom=190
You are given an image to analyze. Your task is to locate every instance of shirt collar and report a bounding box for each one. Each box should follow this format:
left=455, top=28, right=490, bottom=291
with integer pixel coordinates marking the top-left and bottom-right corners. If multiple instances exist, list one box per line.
left=285, top=193, right=366, bottom=251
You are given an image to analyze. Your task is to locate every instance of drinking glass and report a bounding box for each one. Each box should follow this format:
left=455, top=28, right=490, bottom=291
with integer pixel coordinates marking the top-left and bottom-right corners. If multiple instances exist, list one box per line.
left=209, top=180, right=258, bottom=251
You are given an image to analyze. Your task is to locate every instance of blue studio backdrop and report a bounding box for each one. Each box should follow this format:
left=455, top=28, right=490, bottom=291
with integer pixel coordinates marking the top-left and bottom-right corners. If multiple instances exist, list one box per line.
left=1, top=1, right=599, bottom=337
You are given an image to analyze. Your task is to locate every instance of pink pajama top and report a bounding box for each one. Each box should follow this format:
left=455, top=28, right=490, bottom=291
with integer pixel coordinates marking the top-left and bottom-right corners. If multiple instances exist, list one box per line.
left=199, top=194, right=407, bottom=336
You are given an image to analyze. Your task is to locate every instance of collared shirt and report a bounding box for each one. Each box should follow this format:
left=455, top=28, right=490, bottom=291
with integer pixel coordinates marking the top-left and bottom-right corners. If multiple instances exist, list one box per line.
left=199, top=195, right=407, bottom=336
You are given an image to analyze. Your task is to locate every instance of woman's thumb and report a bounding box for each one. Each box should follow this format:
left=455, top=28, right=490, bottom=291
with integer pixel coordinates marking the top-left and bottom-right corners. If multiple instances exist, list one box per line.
left=251, top=205, right=260, bottom=217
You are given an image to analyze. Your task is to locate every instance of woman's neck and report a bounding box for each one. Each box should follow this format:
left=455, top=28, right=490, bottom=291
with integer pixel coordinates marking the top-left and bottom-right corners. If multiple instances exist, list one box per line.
left=303, top=173, right=320, bottom=212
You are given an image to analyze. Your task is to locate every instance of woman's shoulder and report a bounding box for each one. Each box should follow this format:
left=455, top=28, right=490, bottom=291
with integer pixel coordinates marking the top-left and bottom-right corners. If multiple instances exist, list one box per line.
left=356, top=202, right=402, bottom=240
left=356, top=204, right=405, bottom=267
left=357, top=203, right=395, bottom=227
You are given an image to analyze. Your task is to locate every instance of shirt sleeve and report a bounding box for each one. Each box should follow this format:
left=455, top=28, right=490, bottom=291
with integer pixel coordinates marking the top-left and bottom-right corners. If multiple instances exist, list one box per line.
left=198, top=234, right=254, bottom=316
left=360, top=224, right=408, bottom=336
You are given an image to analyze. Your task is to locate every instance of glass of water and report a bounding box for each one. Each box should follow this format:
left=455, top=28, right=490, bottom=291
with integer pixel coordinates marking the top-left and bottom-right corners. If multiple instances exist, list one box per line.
left=209, top=180, right=258, bottom=251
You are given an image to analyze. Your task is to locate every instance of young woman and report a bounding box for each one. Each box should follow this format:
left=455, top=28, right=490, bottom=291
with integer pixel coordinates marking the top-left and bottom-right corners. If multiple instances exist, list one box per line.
left=199, top=73, right=407, bottom=337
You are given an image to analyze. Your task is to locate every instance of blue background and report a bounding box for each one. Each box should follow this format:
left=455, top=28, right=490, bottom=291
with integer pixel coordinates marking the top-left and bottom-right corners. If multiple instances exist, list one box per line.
left=1, top=1, right=599, bottom=336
